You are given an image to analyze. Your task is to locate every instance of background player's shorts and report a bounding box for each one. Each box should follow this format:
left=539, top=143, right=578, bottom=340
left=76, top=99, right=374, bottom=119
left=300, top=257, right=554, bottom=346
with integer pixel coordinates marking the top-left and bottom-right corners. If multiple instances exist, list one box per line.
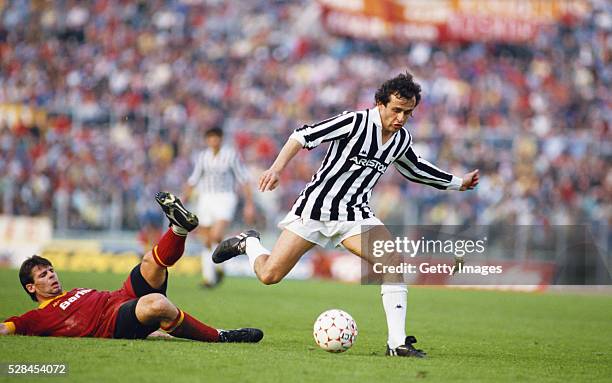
left=278, top=213, right=383, bottom=248
left=196, top=192, right=238, bottom=226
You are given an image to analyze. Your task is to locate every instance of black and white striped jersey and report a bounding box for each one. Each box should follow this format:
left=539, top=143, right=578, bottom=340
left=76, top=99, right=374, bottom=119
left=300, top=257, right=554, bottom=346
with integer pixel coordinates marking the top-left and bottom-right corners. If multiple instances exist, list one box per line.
left=289, top=107, right=462, bottom=221
left=187, top=146, right=250, bottom=194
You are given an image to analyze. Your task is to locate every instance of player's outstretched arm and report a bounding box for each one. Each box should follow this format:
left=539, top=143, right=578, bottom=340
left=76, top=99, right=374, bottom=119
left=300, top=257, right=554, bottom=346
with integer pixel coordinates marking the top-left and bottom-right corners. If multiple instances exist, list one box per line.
left=394, top=146, right=480, bottom=191
left=259, top=138, right=302, bottom=192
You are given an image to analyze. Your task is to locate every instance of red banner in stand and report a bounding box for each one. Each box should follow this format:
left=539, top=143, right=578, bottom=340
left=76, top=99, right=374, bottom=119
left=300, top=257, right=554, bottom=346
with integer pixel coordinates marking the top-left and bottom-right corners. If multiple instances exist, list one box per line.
left=321, top=8, right=441, bottom=42
left=441, top=14, right=543, bottom=42
left=318, top=0, right=588, bottom=43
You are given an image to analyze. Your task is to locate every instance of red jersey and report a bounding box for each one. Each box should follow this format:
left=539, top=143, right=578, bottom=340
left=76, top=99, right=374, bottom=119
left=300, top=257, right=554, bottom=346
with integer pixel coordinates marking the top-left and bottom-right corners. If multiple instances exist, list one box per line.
left=4, top=286, right=134, bottom=338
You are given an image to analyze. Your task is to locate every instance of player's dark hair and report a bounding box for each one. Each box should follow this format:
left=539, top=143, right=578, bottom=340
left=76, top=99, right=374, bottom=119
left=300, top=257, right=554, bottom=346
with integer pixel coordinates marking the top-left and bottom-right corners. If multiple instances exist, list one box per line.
left=19, top=255, right=53, bottom=302
left=204, top=127, right=223, bottom=137
left=375, top=71, right=422, bottom=107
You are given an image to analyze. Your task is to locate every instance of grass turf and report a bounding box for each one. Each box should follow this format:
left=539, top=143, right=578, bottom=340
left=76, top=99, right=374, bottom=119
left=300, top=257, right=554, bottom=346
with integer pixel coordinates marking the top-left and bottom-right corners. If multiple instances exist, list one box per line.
left=0, top=268, right=611, bottom=382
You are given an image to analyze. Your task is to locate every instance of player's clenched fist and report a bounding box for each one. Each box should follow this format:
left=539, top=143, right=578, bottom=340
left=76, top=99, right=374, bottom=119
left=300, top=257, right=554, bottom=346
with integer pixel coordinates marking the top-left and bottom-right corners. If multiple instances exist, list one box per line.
left=259, top=169, right=280, bottom=192
left=460, top=169, right=479, bottom=191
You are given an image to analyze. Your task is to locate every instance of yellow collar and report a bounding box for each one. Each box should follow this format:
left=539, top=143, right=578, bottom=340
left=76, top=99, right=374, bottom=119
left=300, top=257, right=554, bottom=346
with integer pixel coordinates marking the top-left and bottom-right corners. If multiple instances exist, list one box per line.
left=38, top=291, right=67, bottom=309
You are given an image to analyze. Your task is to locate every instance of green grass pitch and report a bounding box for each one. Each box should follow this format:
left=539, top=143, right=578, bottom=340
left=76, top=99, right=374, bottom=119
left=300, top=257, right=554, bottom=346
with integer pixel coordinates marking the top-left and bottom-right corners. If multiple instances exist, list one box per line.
left=1, top=267, right=611, bottom=382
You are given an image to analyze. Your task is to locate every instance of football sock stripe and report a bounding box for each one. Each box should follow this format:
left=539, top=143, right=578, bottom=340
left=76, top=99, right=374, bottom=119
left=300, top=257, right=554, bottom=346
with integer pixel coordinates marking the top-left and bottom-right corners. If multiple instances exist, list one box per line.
left=168, top=312, right=220, bottom=342
left=161, top=309, right=185, bottom=332
left=152, top=229, right=186, bottom=267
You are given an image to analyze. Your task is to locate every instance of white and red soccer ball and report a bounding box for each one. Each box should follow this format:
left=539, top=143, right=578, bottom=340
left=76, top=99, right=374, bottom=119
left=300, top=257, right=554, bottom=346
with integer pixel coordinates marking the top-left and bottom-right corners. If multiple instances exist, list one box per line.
left=313, top=309, right=358, bottom=352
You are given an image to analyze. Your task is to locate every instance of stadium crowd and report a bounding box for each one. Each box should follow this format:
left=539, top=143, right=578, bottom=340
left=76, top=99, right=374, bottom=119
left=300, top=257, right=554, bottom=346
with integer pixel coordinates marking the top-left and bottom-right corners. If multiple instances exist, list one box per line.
left=0, top=0, right=609, bottom=244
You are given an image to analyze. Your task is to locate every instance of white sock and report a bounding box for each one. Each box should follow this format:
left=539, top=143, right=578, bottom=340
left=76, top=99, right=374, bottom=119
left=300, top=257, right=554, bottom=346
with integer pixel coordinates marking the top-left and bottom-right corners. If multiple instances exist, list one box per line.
left=171, top=224, right=188, bottom=236
left=381, top=284, right=408, bottom=349
left=201, top=246, right=216, bottom=284
left=245, top=237, right=269, bottom=271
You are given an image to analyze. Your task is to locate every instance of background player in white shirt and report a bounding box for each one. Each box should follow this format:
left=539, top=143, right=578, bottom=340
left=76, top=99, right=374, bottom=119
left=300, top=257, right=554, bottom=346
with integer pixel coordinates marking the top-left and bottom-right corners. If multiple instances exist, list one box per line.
left=213, top=72, right=479, bottom=357
left=184, top=128, right=255, bottom=288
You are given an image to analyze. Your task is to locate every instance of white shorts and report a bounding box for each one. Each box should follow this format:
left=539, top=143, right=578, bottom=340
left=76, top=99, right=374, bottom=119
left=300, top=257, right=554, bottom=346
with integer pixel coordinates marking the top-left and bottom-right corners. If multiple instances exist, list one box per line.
left=196, top=192, right=238, bottom=227
left=278, top=213, right=383, bottom=248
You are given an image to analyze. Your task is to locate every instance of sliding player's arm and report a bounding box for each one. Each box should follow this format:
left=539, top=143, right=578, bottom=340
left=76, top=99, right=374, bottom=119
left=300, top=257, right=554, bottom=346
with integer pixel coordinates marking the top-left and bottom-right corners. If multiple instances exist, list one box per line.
left=0, top=322, right=15, bottom=335
left=2, top=310, right=46, bottom=336
left=259, top=112, right=356, bottom=192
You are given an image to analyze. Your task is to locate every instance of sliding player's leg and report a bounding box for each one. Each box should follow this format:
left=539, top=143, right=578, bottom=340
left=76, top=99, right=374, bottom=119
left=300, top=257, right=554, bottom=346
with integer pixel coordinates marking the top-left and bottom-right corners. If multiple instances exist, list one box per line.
left=114, top=292, right=263, bottom=342
left=213, top=229, right=315, bottom=285
left=138, top=191, right=199, bottom=289
left=113, top=192, right=263, bottom=342
left=341, top=226, right=426, bottom=358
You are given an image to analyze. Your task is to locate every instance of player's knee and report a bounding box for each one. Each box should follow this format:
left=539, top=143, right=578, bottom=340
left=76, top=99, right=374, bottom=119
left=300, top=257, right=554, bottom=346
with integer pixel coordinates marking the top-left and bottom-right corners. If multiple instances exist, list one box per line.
left=142, top=252, right=156, bottom=267
left=140, top=293, right=174, bottom=319
left=259, top=270, right=282, bottom=285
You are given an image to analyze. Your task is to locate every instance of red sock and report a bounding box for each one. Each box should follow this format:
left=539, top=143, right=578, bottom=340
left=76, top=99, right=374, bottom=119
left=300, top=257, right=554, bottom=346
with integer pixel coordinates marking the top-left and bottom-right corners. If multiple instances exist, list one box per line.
left=163, top=310, right=220, bottom=342
left=151, top=229, right=186, bottom=267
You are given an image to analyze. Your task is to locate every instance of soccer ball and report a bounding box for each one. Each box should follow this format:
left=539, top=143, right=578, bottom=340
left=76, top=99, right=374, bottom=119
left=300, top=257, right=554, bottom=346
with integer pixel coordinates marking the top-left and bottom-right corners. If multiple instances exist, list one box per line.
left=313, top=309, right=358, bottom=352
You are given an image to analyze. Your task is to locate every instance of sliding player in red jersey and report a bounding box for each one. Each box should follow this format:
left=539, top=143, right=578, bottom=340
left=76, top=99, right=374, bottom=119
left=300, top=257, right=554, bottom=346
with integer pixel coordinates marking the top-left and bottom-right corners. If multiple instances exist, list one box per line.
left=0, top=192, right=263, bottom=343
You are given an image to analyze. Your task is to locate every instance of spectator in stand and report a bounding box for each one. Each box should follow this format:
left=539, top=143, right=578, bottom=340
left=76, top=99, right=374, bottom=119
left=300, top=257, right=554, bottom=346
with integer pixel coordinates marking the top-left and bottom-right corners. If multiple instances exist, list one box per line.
left=0, top=0, right=608, bottom=250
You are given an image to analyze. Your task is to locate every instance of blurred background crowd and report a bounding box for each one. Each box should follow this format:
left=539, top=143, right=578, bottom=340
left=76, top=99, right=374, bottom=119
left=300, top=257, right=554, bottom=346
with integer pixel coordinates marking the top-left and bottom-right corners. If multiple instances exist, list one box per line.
left=0, top=0, right=609, bottom=252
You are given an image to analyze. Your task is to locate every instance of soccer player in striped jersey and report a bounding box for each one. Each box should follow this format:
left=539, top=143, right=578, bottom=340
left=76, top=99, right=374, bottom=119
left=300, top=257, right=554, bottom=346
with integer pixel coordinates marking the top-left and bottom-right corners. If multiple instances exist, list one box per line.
left=213, top=72, right=479, bottom=357
left=183, top=127, right=255, bottom=288
left=0, top=192, right=263, bottom=343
